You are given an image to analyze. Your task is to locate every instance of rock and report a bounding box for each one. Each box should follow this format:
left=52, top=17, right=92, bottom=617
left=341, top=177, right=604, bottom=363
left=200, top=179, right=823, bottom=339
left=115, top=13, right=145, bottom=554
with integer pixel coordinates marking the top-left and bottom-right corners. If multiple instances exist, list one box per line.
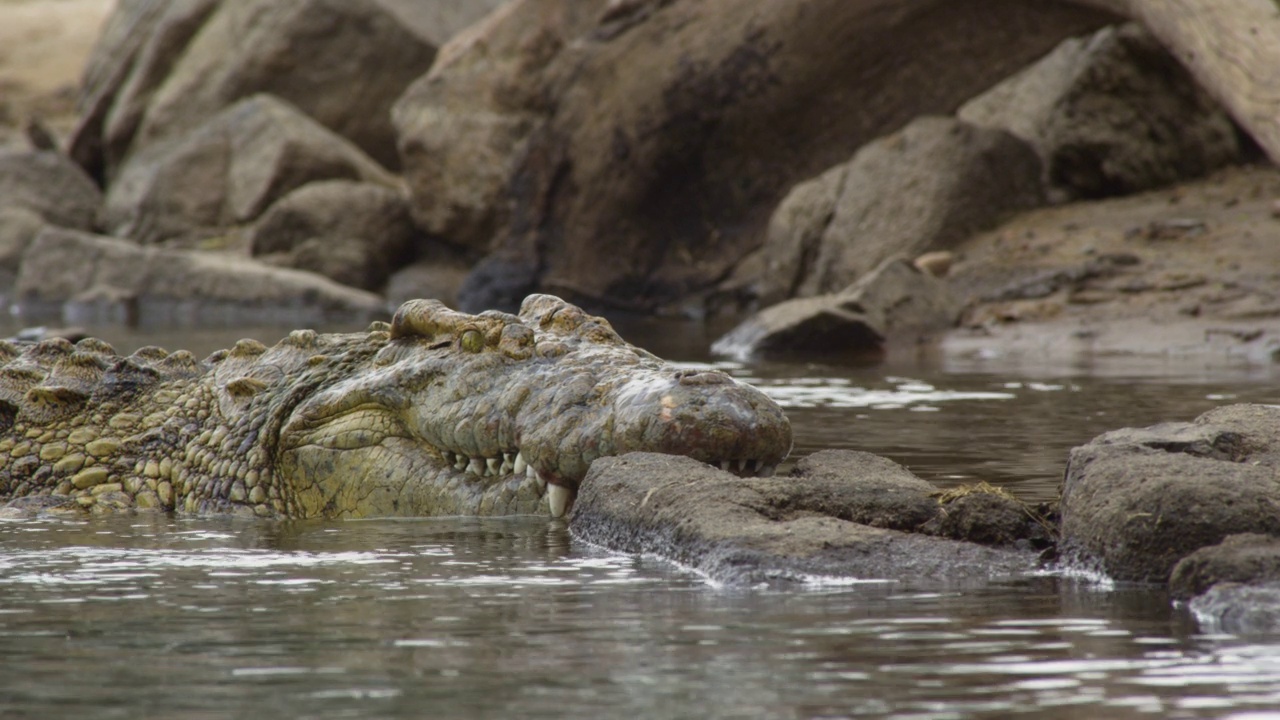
left=712, top=257, right=958, bottom=360
left=783, top=450, right=940, bottom=532
left=570, top=452, right=1036, bottom=586
left=15, top=226, right=384, bottom=326
left=958, top=23, right=1240, bottom=200
left=759, top=117, right=1043, bottom=304
left=455, top=253, right=541, bottom=313
left=1187, top=582, right=1280, bottom=635
left=392, top=0, right=607, bottom=251
left=0, top=149, right=102, bottom=229
left=0, top=207, right=47, bottom=277
left=1059, top=404, right=1280, bottom=583
left=385, top=259, right=470, bottom=310
left=373, top=0, right=509, bottom=46
left=101, top=94, right=396, bottom=246
left=399, top=0, right=1113, bottom=311
left=1170, top=533, right=1280, bottom=601
left=69, top=0, right=221, bottom=183
left=126, top=0, right=436, bottom=171
left=248, top=180, right=419, bottom=291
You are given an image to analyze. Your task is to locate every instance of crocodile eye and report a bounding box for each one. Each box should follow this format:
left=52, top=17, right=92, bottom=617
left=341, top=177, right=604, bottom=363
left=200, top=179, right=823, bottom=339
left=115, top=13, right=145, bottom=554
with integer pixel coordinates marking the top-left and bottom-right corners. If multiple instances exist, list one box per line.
left=460, top=329, right=484, bottom=354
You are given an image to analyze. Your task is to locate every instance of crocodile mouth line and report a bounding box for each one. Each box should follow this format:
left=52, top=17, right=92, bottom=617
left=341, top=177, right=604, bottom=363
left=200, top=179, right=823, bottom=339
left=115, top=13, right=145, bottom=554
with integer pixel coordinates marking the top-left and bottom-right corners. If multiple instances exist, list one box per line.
left=438, top=447, right=779, bottom=517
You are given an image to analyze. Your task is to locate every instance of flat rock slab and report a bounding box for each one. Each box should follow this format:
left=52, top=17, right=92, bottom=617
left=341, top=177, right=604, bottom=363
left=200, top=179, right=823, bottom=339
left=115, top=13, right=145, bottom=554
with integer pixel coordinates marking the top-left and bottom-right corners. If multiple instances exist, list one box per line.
left=570, top=452, right=1036, bottom=587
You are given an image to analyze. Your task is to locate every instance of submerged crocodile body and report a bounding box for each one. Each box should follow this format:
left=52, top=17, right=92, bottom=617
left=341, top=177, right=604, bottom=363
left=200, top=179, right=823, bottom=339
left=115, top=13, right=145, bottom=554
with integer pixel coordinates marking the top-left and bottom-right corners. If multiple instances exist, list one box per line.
left=0, top=295, right=791, bottom=519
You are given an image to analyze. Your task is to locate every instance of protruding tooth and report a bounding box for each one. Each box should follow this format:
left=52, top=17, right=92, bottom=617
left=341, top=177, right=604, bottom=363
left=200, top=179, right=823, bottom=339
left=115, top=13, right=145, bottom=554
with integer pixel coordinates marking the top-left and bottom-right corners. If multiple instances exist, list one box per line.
left=736, top=458, right=748, bottom=472
left=548, top=484, right=571, bottom=518
left=467, top=457, right=485, bottom=475
left=528, top=466, right=545, bottom=491
left=486, top=457, right=500, bottom=476
left=513, top=452, right=527, bottom=475
left=759, top=464, right=776, bottom=478
left=719, top=460, right=731, bottom=471
left=500, top=453, right=514, bottom=474
left=454, top=455, right=468, bottom=471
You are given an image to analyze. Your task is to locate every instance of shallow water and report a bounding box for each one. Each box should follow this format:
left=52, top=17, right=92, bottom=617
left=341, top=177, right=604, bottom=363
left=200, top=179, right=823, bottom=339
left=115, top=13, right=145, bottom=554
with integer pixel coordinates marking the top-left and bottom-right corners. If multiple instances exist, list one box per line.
left=3, top=319, right=1280, bottom=719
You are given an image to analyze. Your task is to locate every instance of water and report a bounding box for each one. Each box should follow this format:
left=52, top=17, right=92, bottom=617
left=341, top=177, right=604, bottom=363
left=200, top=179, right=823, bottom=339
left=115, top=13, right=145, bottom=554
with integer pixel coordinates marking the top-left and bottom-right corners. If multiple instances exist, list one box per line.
left=3, top=319, right=1280, bottom=719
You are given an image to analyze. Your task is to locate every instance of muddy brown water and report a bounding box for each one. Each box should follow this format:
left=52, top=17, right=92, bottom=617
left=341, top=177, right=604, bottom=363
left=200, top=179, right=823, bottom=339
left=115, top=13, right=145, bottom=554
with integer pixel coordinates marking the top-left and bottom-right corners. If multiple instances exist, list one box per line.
left=3, top=317, right=1280, bottom=719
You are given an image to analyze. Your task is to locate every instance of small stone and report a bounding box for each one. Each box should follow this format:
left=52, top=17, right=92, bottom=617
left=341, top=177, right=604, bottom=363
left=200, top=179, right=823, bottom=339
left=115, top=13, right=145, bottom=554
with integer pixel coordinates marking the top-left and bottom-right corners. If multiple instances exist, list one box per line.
left=72, top=466, right=110, bottom=489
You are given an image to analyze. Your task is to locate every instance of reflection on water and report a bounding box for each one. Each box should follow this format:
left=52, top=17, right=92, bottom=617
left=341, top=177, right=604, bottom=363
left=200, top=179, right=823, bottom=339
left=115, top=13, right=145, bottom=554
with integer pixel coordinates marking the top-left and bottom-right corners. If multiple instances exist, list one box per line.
left=1, top=319, right=1280, bottom=718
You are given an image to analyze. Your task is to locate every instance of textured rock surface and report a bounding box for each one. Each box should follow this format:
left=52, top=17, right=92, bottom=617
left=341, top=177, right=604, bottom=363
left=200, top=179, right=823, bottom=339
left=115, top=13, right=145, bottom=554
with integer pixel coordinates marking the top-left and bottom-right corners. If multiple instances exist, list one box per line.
left=15, top=227, right=385, bottom=326
left=758, top=117, right=1043, bottom=304
left=959, top=23, right=1241, bottom=200
left=101, top=95, right=395, bottom=246
left=571, top=452, right=1036, bottom=586
left=1060, top=404, right=1280, bottom=583
left=1170, top=533, right=1280, bottom=601
left=248, top=180, right=420, bottom=291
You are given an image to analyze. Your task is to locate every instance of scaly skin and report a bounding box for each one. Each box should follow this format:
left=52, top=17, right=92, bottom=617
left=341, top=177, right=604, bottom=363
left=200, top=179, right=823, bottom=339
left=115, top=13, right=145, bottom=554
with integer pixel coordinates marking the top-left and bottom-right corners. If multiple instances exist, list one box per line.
left=0, top=295, right=792, bottom=519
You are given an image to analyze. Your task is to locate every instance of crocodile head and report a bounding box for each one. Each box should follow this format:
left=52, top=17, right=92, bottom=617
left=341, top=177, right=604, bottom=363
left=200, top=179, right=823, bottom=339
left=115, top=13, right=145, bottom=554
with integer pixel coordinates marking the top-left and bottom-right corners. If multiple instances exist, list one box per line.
left=278, top=295, right=792, bottom=518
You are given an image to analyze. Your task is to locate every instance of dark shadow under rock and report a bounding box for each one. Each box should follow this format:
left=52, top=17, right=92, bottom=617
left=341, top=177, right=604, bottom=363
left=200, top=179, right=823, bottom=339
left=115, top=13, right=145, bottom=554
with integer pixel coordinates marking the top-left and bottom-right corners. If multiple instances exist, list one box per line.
left=570, top=452, right=1036, bottom=587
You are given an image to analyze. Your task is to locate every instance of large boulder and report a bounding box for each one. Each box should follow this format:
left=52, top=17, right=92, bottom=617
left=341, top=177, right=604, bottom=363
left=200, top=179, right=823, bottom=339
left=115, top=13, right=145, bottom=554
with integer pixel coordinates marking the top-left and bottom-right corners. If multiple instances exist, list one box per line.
left=101, top=95, right=396, bottom=246
left=15, top=227, right=384, bottom=326
left=712, top=257, right=958, bottom=360
left=248, top=180, right=420, bottom=291
left=1172, top=534, right=1280, bottom=633
left=373, top=0, right=510, bottom=46
left=395, top=0, right=1116, bottom=312
left=757, top=116, right=1043, bottom=304
left=570, top=452, right=1036, bottom=586
left=958, top=23, right=1241, bottom=200
left=1060, top=404, right=1280, bottom=583
left=0, top=149, right=102, bottom=230
left=69, top=0, right=221, bottom=183
left=120, top=0, right=436, bottom=172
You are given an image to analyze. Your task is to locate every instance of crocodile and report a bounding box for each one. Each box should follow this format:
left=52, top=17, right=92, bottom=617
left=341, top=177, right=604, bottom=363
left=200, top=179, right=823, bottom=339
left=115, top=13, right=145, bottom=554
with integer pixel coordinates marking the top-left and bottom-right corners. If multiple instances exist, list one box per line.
left=0, top=295, right=792, bottom=519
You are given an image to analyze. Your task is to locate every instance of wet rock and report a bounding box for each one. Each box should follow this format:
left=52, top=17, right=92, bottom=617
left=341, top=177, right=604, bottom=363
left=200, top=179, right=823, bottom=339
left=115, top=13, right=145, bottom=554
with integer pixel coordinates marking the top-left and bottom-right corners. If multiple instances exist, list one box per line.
left=759, top=116, right=1043, bottom=304
left=1187, top=582, right=1280, bottom=635
left=782, top=450, right=941, bottom=532
left=0, top=149, right=102, bottom=229
left=1170, top=533, right=1280, bottom=601
left=712, top=257, right=957, bottom=360
left=15, top=227, right=383, bottom=326
left=385, top=260, right=470, bottom=310
left=958, top=23, right=1240, bottom=200
left=69, top=0, right=221, bottom=183
left=570, top=452, right=1036, bottom=586
left=1059, top=404, right=1280, bottom=583
left=101, top=94, right=395, bottom=246
left=455, top=253, right=540, bottom=314
left=128, top=0, right=436, bottom=171
left=399, top=0, right=1112, bottom=311
left=248, top=180, right=419, bottom=291
left=0, top=207, right=48, bottom=282
left=921, top=484, right=1054, bottom=549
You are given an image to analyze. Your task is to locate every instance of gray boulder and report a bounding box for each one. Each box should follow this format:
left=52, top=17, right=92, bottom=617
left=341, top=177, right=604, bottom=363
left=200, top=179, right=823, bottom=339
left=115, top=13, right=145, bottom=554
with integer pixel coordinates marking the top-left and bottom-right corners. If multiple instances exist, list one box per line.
left=570, top=452, right=1036, bottom=586
left=248, top=180, right=419, bottom=291
left=758, top=116, right=1043, bottom=304
left=1060, top=404, right=1280, bottom=583
left=712, top=257, right=958, bottom=360
left=101, top=94, right=396, bottom=246
left=1187, top=582, right=1280, bottom=635
left=15, top=227, right=384, bottom=326
left=126, top=0, right=436, bottom=171
left=958, top=23, right=1240, bottom=200
left=1170, top=533, right=1280, bottom=601
left=0, top=150, right=102, bottom=229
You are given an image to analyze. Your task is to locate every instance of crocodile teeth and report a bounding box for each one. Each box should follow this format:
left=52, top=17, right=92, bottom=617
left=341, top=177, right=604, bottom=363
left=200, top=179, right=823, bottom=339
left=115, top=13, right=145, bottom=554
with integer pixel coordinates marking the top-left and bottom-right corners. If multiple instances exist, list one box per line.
left=486, top=457, right=500, bottom=476
left=759, top=464, right=776, bottom=478
left=527, top=465, right=545, bottom=491
left=736, top=458, right=750, bottom=473
left=719, top=460, right=731, bottom=471
left=467, top=457, right=485, bottom=475
left=500, top=453, right=515, bottom=474
left=513, top=452, right=527, bottom=475
left=548, top=483, right=571, bottom=518
left=454, top=455, right=468, bottom=471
